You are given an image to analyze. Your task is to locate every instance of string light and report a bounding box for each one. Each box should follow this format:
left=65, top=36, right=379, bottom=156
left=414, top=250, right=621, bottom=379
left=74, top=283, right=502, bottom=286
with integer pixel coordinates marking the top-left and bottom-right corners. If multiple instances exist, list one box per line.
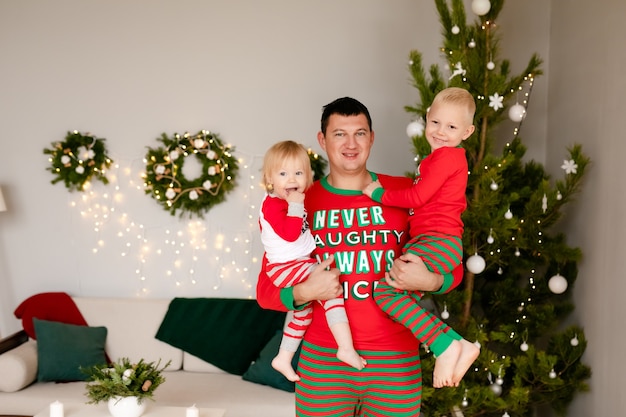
left=70, top=148, right=270, bottom=298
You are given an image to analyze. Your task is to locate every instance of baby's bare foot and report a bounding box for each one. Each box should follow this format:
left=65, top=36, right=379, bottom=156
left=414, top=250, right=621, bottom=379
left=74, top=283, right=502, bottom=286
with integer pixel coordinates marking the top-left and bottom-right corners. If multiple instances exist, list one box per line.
left=433, top=340, right=461, bottom=388
left=451, top=339, right=480, bottom=386
left=337, top=347, right=367, bottom=370
left=272, top=357, right=300, bottom=382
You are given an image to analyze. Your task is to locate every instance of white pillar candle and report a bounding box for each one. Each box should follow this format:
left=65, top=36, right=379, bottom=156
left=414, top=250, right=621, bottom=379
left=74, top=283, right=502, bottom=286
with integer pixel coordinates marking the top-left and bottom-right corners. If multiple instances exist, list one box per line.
left=186, top=404, right=199, bottom=417
left=50, top=401, right=64, bottom=417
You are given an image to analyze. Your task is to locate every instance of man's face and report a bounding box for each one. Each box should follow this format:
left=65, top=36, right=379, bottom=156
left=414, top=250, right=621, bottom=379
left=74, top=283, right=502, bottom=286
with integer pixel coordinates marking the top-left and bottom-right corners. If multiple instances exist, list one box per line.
left=317, top=113, right=374, bottom=177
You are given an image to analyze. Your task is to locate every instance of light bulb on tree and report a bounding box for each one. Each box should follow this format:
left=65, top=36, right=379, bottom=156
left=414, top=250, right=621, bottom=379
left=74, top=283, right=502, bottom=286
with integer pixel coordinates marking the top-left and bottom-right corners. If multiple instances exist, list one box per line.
left=471, top=0, right=491, bottom=16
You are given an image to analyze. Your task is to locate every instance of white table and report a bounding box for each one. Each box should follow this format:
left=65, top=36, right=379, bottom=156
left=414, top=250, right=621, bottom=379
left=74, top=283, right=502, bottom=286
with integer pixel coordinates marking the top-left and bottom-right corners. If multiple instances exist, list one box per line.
left=34, top=403, right=226, bottom=417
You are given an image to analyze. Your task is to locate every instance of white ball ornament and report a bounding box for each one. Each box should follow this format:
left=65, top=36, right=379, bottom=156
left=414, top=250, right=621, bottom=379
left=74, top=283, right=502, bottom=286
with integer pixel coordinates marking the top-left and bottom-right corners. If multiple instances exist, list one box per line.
left=570, top=335, right=579, bottom=346
left=487, top=234, right=495, bottom=244
left=549, top=369, right=557, bottom=379
left=61, top=155, right=71, bottom=165
left=75, top=165, right=85, bottom=174
left=406, top=119, right=425, bottom=137
left=490, top=180, right=498, bottom=190
left=490, top=383, right=502, bottom=396
left=441, top=305, right=450, bottom=320
left=504, top=209, right=513, bottom=219
left=471, top=0, right=491, bottom=16
left=189, top=190, right=199, bottom=200
left=548, top=274, right=568, bottom=294
left=496, top=377, right=504, bottom=385
left=165, top=188, right=177, bottom=200
left=487, top=61, right=495, bottom=70
left=451, top=25, right=460, bottom=34
left=508, top=103, right=527, bottom=122
left=468, top=39, right=476, bottom=48
left=466, top=253, right=486, bottom=274
left=520, top=341, right=529, bottom=352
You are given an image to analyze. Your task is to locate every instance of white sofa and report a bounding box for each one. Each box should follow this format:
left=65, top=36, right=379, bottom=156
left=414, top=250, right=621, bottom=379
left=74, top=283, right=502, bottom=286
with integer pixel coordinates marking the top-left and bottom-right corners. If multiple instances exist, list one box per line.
left=0, top=297, right=295, bottom=417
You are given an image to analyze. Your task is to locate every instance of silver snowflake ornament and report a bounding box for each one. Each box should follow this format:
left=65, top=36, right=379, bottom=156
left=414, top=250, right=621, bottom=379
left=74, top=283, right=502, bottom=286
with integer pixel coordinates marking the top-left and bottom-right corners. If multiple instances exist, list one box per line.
left=489, top=93, right=504, bottom=110
left=561, top=159, right=578, bottom=174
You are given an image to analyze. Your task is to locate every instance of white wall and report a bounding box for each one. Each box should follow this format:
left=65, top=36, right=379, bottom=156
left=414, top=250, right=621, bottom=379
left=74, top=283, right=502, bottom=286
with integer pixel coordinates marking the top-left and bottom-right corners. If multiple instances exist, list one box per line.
left=0, top=0, right=447, bottom=335
left=547, top=1, right=626, bottom=416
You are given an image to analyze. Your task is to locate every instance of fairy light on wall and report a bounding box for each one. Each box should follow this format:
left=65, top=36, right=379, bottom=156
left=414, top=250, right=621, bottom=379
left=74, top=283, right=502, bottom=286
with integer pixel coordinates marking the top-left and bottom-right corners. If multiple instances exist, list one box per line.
left=68, top=149, right=267, bottom=298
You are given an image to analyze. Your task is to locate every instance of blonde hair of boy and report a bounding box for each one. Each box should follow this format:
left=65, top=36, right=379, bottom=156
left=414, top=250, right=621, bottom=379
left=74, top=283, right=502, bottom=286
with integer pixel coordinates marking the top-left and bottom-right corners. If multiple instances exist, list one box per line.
left=431, top=87, right=476, bottom=125
left=261, top=140, right=314, bottom=192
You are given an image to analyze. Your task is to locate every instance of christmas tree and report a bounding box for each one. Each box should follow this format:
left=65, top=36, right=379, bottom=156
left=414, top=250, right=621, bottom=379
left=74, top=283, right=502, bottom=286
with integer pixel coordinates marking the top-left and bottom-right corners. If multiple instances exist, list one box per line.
left=404, top=1, right=591, bottom=416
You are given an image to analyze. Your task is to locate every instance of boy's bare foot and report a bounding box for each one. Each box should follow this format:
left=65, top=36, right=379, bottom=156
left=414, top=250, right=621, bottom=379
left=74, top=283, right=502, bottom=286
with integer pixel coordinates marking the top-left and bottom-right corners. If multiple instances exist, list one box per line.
left=450, top=339, right=480, bottom=386
left=433, top=339, right=461, bottom=388
left=337, top=347, right=367, bottom=370
left=272, top=356, right=300, bottom=382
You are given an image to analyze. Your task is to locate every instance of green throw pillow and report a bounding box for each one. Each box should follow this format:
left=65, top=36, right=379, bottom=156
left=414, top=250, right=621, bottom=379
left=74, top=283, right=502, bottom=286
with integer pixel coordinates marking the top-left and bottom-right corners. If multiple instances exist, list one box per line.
left=242, top=330, right=300, bottom=392
left=155, top=298, right=286, bottom=375
left=33, top=318, right=108, bottom=382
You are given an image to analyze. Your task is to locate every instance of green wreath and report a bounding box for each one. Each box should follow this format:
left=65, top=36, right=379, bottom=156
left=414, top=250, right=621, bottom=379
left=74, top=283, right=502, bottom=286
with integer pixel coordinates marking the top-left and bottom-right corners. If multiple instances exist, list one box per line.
left=144, top=130, right=239, bottom=218
left=43, top=131, right=113, bottom=192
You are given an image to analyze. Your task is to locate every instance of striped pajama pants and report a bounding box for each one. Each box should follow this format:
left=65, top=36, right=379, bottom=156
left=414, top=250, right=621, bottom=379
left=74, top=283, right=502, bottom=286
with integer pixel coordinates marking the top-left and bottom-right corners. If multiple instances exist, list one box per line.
left=267, top=257, right=347, bottom=353
left=374, top=233, right=463, bottom=356
left=295, top=341, right=422, bottom=417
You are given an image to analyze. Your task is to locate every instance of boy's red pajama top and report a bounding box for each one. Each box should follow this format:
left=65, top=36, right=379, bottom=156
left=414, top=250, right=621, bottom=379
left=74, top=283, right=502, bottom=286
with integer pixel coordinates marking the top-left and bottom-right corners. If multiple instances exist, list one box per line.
left=379, top=146, right=467, bottom=238
left=256, top=173, right=463, bottom=353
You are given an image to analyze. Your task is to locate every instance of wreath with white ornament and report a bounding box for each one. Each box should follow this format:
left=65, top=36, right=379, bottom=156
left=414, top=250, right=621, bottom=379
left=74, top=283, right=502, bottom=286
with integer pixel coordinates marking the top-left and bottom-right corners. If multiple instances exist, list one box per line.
left=43, top=131, right=113, bottom=192
left=143, top=130, right=239, bottom=218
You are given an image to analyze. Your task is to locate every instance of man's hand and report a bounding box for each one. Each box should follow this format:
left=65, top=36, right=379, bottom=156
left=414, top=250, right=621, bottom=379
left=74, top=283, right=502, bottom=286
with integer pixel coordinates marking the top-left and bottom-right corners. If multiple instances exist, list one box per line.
left=387, top=253, right=444, bottom=292
left=362, top=180, right=381, bottom=198
left=293, top=256, right=342, bottom=306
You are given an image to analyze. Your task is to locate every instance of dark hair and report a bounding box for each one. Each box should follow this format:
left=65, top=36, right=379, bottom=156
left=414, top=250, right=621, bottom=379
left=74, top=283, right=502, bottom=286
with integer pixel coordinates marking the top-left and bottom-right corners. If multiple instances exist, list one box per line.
left=320, top=97, right=372, bottom=134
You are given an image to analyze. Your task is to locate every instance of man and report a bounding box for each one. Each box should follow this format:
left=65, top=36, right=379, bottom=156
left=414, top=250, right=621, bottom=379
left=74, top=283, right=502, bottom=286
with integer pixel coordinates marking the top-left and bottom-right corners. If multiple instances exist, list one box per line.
left=257, top=97, right=463, bottom=416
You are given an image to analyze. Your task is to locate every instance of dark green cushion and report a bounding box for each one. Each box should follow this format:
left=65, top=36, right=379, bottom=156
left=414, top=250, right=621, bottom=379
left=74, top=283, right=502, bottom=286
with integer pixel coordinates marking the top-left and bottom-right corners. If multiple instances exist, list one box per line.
left=33, top=318, right=107, bottom=382
left=242, top=330, right=300, bottom=392
left=155, top=298, right=286, bottom=375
